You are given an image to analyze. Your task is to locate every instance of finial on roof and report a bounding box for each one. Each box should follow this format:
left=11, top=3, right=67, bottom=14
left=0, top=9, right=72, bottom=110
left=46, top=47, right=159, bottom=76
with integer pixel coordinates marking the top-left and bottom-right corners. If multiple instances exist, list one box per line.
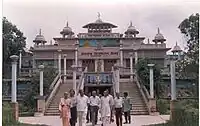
left=158, top=27, right=160, bottom=34
left=39, top=29, right=41, bottom=35
left=148, top=38, right=150, bottom=44
left=176, top=41, right=178, bottom=46
left=130, top=21, right=132, bottom=27
left=66, top=21, right=68, bottom=27
left=98, top=12, right=100, bottom=19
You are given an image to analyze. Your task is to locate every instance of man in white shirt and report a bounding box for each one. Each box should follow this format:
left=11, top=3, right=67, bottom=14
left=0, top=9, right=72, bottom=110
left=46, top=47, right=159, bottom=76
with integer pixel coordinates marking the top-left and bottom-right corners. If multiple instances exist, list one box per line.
left=76, top=89, right=89, bottom=126
left=106, top=89, right=114, bottom=123
left=90, top=90, right=101, bottom=126
left=100, top=90, right=112, bottom=126
left=114, top=92, right=123, bottom=126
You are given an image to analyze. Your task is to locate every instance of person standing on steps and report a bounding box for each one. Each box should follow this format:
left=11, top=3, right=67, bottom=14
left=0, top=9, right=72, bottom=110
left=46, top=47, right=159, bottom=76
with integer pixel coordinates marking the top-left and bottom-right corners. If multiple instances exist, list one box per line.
left=90, top=90, right=101, bottom=126
left=123, top=92, right=131, bottom=124
left=76, top=89, right=90, bottom=126
left=100, top=90, right=112, bottom=126
left=114, top=92, right=123, bottom=126
left=59, top=92, right=71, bottom=126
left=69, top=89, right=77, bottom=126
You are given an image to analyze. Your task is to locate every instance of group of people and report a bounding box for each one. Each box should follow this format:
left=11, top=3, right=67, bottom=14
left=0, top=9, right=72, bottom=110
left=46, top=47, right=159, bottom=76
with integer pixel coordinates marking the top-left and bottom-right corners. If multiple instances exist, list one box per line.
left=59, top=89, right=131, bottom=126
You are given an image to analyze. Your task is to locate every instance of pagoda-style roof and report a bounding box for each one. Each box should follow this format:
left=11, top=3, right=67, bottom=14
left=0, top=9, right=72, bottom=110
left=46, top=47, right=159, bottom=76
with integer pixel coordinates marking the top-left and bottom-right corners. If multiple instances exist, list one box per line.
left=82, top=13, right=117, bottom=28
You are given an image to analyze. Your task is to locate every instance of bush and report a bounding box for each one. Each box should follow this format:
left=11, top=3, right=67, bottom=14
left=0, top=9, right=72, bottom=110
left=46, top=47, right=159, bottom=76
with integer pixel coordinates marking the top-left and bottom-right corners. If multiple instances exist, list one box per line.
left=156, top=99, right=170, bottom=114
left=2, top=102, right=17, bottom=126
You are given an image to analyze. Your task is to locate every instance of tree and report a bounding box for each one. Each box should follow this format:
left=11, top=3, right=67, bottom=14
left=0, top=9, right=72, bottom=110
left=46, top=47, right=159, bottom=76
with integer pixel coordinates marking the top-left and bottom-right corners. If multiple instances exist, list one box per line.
left=23, top=66, right=57, bottom=110
left=3, top=17, right=26, bottom=78
left=136, top=58, right=162, bottom=98
left=177, top=13, right=199, bottom=96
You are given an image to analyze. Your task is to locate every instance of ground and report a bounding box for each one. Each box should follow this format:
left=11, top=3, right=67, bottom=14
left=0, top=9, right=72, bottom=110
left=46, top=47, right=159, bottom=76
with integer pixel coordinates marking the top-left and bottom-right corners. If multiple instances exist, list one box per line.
left=19, top=115, right=170, bottom=126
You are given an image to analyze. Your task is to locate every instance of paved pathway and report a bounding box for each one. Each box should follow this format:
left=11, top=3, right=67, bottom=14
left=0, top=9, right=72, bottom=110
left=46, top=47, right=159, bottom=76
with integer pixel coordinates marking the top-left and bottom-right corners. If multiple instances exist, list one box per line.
left=19, top=115, right=170, bottom=126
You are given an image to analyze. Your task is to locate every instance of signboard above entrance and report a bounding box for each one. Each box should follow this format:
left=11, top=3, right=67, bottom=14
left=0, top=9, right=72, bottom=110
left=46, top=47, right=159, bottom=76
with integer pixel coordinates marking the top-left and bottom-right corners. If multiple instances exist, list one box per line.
left=81, top=52, right=118, bottom=57
left=79, top=39, right=119, bottom=47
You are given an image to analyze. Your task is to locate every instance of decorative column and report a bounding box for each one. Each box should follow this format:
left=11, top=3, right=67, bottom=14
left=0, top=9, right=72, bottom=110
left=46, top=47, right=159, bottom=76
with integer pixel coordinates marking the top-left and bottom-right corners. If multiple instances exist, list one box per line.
left=95, top=60, right=98, bottom=72
left=58, top=49, right=62, bottom=74
left=35, top=65, right=45, bottom=116
left=113, top=64, right=120, bottom=93
left=170, top=57, right=177, bottom=120
left=147, top=64, right=158, bottom=115
left=148, top=64, right=155, bottom=98
left=71, top=65, right=77, bottom=94
left=120, top=44, right=123, bottom=67
left=134, top=51, right=138, bottom=65
left=10, top=55, right=19, bottom=121
left=19, top=50, right=22, bottom=74
left=101, top=59, right=104, bottom=72
left=39, top=65, right=44, bottom=96
left=63, top=54, right=67, bottom=83
left=75, top=47, right=78, bottom=66
left=129, top=52, right=133, bottom=81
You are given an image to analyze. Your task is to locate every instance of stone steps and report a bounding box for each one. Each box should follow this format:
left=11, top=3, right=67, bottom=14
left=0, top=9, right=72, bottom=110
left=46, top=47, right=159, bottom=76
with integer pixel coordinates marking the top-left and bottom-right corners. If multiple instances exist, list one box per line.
left=119, top=81, right=149, bottom=115
left=44, top=81, right=73, bottom=116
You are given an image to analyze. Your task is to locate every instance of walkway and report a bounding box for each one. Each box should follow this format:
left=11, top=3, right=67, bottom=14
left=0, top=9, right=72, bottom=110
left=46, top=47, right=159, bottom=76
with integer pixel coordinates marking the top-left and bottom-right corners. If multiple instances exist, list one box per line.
left=19, top=115, right=170, bottom=126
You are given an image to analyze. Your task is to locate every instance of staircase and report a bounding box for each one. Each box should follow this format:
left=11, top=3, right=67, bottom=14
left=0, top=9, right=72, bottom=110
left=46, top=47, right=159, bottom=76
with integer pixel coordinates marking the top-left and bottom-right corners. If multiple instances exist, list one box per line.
left=45, top=80, right=74, bottom=116
left=119, top=79, right=149, bottom=115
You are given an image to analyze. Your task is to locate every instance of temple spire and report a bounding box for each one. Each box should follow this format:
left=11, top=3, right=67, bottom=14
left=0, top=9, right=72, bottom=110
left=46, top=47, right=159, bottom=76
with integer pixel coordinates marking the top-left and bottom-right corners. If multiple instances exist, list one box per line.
left=157, top=27, right=160, bottom=34
left=66, top=21, right=68, bottom=27
left=97, top=12, right=100, bottom=19
left=39, top=29, right=41, bottom=35
left=130, top=21, right=132, bottom=27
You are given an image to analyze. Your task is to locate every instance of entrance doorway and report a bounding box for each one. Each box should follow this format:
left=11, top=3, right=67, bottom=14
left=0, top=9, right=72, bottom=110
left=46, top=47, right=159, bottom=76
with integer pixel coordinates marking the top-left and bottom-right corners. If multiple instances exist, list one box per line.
left=84, top=86, right=113, bottom=96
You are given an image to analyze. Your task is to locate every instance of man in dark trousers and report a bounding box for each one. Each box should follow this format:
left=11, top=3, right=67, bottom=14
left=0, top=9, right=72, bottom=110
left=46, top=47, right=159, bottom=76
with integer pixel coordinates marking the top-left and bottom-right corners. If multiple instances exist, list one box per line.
left=90, top=90, right=101, bottom=126
left=114, top=92, right=123, bottom=126
left=123, top=92, right=131, bottom=124
left=69, top=89, right=77, bottom=126
left=86, top=92, right=92, bottom=123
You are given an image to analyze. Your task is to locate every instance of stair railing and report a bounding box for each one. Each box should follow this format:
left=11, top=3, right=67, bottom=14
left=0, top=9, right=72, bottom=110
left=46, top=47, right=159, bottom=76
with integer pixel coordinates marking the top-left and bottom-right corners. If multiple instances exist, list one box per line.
left=45, top=73, right=62, bottom=110
left=134, top=72, right=151, bottom=114
left=76, top=67, right=87, bottom=94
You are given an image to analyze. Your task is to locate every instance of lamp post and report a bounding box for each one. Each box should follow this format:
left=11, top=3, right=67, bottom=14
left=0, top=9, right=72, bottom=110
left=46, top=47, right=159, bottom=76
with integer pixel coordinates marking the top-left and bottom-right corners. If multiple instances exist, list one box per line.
left=58, top=49, right=62, bottom=74
left=129, top=52, right=133, bottom=81
left=10, top=55, right=19, bottom=121
left=19, top=50, right=22, bottom=74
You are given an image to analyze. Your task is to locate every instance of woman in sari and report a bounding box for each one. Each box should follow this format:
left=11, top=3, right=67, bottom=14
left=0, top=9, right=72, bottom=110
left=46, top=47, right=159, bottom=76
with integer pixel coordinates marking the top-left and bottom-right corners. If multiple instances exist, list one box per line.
left=59, top=92, right=71, bottom=126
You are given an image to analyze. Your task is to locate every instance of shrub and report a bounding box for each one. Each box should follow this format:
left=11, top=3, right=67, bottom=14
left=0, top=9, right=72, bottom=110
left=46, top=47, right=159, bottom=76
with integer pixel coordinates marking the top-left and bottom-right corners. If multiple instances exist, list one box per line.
left=156, top=99, right=170, bottom=114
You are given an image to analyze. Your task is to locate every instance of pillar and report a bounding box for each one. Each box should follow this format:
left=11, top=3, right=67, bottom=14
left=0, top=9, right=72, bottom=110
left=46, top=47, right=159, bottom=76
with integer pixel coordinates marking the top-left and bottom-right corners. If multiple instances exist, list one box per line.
left=120, top=44, right=123, bottom=66
left=10, top=55, right=19, bottom=121
left=63, top=54, right=67, bottom=83
left=134, top=51, right=138, bottom=65
left=101, top=59, right=104, bottom=72
left=39, top=65, right=44, bottom=96
left=129, top=52, right=133, bottom=80
left=72, top=65, right=77, bottom=94
left=113, top=64, right=120, bottom=93
left=95, top=60, right=98, bottom=72
left=58, top=49, right=62, bottom=74
left=75, top=47, right=78, bottom=66
left=148, top=64, right=155, bottom=99
left=170, top=59, right=177, bottom=120
left=19, top=50, right=22, bottom=73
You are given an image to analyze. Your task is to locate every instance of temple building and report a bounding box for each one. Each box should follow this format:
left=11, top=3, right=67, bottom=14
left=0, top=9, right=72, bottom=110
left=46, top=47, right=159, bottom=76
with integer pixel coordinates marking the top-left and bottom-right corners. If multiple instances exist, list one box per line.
left=32, top=14, right=170, bottom=74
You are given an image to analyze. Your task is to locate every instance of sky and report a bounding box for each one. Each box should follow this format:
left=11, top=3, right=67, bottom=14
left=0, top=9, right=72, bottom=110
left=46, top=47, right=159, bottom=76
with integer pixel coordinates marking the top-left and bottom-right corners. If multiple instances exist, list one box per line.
left=3, top=0, right=200, bottom=52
